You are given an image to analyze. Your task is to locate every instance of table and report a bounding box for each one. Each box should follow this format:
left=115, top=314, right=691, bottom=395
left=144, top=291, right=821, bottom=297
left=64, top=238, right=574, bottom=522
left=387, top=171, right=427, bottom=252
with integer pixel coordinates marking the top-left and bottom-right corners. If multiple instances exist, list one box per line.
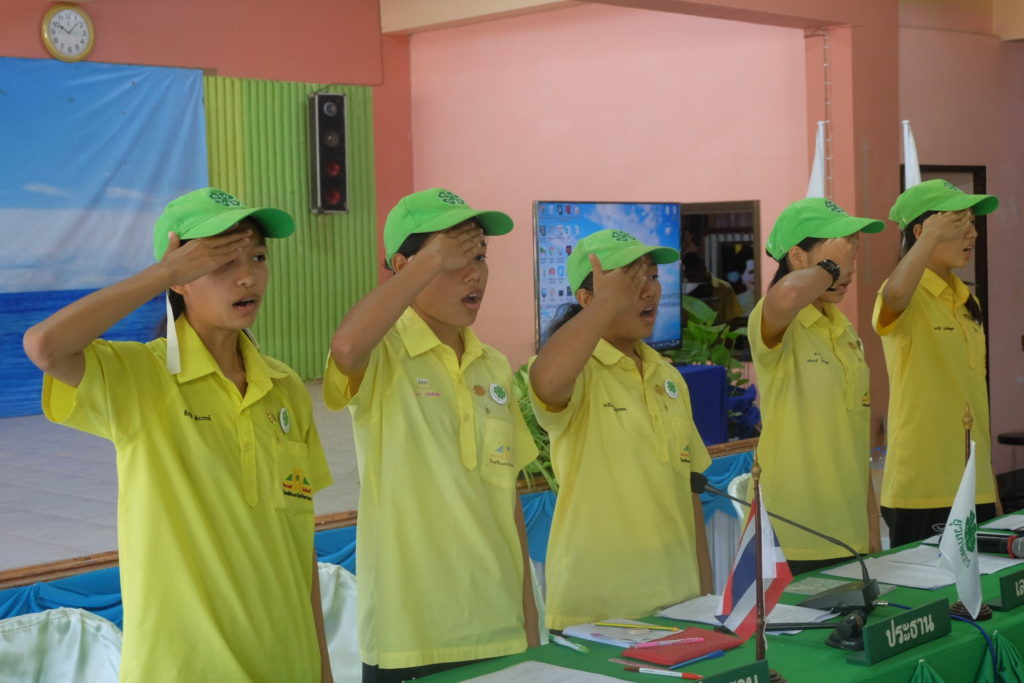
left=423, top=561, right=1024, bottom=682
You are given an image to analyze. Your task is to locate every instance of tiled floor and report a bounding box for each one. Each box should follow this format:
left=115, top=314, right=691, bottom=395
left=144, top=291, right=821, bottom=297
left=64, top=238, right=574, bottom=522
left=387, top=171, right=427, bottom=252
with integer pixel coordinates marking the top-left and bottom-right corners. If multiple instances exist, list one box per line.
left=0, top=379, right=360, bottom=572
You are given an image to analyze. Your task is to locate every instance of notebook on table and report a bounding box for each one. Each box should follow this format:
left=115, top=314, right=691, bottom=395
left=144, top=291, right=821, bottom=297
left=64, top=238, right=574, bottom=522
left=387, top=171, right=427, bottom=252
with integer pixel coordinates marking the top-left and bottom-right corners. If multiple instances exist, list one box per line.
left=621, top=626, right=744, bottom=667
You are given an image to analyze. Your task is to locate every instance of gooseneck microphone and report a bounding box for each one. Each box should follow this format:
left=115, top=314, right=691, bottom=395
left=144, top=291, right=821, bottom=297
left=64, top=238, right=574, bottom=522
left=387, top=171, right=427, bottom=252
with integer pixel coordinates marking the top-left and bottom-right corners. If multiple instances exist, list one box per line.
left=976, top=533, right=1024, bottom=558
left=691, top=472, right=880, bottom=617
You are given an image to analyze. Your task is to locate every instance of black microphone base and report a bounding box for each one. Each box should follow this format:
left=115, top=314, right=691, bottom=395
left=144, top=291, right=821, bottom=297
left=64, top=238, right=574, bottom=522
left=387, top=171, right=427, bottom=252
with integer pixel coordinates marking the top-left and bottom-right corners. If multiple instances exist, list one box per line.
left=798, top=578, right=879, bottom=615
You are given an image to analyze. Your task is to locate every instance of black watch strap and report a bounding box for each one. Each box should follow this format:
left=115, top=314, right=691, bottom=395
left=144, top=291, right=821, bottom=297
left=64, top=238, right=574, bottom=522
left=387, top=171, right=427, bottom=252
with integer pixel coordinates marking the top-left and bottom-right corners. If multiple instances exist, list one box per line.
left=816, top=259, right=841, bottom=289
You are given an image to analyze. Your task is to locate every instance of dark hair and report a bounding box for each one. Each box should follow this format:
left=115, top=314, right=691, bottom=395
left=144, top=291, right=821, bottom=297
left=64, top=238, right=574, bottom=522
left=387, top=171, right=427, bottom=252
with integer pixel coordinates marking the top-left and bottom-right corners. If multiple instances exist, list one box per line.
left=541, top=273, right=594, bottom=343
left=768, top=236, right=827, bottom=287
left=901, top=210, right=982, bottom=324
left=384, top=219, right=484, bottom=272
left=384, top=232, right=433, bottom=272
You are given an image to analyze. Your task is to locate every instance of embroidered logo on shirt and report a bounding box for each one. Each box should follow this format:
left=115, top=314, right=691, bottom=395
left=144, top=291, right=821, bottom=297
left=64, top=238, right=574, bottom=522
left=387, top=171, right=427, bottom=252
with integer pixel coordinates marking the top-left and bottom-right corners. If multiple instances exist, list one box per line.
left=602, top=401, right=627, bottom=413
left=805, top=351, right=831, bottom=365
left=282, top=468, right=312, bottom=501
left=279, top=408, right=291, bottom=434
left=679, top=448, right=691, bottom=463
left=933, top=325, right=955, bottom=332
left=488, top=444, right=515, bottom=468
left=472, top=384, right=487, bottom=396
left=183, top=409, right=212, bottom=421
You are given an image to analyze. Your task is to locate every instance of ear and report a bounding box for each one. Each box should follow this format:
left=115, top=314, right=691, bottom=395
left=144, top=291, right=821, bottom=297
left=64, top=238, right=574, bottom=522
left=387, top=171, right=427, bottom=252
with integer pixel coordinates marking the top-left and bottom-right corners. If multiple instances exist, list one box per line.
left=575, top=288, right=594, bottom=308
left=786, top=245, right=809, bottom=270
left=390, top=253, right=408, bottom=274
left=912, top=222, right=924, bottom=239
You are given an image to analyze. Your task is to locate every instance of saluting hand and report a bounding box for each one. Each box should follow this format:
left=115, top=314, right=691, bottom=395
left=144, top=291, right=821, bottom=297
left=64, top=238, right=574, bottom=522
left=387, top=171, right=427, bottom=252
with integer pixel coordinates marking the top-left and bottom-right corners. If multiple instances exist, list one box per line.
left=159, top=229, right=253, bottom=286
left=418, top=223, right=486, bottom=273
left=590, top=253, right=647, bottom=314
left=920, top=210, right=972, bottom=243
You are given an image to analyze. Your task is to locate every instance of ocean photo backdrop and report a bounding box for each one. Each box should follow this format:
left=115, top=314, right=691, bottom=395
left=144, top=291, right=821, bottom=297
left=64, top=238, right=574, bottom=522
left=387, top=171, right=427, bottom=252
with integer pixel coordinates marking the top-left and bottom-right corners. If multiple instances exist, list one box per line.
left=0, top=58, right=207, bottom=416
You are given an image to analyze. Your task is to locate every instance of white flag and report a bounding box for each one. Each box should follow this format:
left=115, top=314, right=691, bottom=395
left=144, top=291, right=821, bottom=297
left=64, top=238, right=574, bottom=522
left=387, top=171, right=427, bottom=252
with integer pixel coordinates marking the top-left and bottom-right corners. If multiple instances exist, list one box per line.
left=938, top=442, right=981, bottom=618
left=902, top=120, right=922, bottom=189
left=806, top=120, right=826, bottom=198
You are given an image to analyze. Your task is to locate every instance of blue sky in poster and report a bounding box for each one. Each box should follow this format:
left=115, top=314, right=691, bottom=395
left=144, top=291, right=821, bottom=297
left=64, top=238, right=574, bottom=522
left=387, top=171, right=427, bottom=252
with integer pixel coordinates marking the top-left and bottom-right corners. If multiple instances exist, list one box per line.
left=0, top=57, right=208, bottom=292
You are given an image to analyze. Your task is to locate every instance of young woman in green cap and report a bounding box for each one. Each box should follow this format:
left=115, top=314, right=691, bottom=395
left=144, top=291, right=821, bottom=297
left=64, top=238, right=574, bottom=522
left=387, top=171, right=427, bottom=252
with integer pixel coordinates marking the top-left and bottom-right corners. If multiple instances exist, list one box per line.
left=23, top=188, right=333, bottom=682
left=529, top=228, right=712, bottom=629
left=873, top=179, right=1002, bottom=547
left=749, top=198, right=884, bottom=574
left=324, top=188, right=540, bottom=683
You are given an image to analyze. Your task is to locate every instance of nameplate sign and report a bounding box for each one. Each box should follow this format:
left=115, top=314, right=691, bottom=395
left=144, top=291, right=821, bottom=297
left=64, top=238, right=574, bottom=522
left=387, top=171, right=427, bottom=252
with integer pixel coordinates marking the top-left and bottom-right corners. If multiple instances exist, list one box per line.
left=848, top=599, right=951, bottom=666
left=991, top=567, right=1024, bottom=611
left=700, top=660, right=770, bottom=683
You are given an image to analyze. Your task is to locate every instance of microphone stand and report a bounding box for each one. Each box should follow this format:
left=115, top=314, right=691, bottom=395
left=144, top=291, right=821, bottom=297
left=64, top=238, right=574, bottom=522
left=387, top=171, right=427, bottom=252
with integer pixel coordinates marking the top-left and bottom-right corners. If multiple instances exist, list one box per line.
left=692, top=472, right=879, bottom=649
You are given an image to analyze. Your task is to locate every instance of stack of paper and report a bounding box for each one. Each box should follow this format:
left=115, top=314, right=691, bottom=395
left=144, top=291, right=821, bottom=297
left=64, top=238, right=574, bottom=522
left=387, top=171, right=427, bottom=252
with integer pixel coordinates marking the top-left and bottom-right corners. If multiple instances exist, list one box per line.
left=561, top=619, right=678, bottom=648
left=656, top=594, right=836, bottom=634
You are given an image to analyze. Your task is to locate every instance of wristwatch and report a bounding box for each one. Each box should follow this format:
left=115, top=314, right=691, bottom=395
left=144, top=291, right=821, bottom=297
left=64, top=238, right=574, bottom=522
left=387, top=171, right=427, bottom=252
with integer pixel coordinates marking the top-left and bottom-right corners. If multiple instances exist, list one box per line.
left=816, top=259, right=841, bottom=290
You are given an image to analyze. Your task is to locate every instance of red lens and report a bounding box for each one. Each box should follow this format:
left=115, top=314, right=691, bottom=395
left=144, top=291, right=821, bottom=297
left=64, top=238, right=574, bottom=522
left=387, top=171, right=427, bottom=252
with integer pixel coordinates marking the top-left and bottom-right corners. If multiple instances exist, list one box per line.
left=325, top=188, right=342, bottom=206
left=325, top=161, right=341, bottom=177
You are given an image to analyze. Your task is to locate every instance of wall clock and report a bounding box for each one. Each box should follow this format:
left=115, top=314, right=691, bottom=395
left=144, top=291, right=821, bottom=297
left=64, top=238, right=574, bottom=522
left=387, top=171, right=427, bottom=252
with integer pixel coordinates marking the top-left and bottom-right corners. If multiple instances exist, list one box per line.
left=41, top=4, right=95, bottom=62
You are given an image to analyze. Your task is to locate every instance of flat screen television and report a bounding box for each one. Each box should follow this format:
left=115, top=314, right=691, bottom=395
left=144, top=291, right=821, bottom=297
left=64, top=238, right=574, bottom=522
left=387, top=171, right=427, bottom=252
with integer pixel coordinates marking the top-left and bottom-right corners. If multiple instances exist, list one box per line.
left=533, top=201, right=682, bottom=350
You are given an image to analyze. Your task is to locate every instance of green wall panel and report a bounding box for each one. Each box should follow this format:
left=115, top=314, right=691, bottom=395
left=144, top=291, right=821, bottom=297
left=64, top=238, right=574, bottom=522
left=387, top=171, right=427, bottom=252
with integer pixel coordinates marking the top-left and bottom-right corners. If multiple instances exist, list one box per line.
left=204, top=77, right=376, bottom=380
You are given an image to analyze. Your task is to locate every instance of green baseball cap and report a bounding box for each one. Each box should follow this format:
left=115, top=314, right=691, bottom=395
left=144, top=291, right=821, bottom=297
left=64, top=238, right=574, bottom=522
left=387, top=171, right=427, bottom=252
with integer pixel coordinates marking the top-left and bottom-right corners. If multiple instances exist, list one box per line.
left=567, top=229, right=680, bottom=292
left=766, top=198, right=884, bottom=260
left=384, top=188, right=514, bottom=262
left=889, top=179, right=999, bottom=230
left=152, top=187, right=294, bottom=261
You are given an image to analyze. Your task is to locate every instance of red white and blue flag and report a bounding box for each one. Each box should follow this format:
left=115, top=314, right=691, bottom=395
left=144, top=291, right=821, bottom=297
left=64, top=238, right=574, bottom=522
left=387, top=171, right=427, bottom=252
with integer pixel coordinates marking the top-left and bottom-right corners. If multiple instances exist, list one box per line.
left=716, top=487, right=792, bottom=640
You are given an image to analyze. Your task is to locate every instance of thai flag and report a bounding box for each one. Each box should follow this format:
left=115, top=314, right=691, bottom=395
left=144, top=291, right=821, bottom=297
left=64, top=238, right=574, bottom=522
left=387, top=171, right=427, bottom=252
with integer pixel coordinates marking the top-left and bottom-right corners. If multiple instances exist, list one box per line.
left=716, top=487, right=792, bottom=641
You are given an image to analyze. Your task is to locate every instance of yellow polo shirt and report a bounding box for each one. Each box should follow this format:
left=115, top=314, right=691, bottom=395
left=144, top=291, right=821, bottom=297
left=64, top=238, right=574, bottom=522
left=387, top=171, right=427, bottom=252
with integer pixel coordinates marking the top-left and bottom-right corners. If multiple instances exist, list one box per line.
left=323, top=307, right=537, bottom=669
left=748, top=299, right=871, bottom=560
left=43, top=316, right=331, bottom=683
left=530, top=340, right=711, bottom=629
left=873, top=269, right=994, bottom=508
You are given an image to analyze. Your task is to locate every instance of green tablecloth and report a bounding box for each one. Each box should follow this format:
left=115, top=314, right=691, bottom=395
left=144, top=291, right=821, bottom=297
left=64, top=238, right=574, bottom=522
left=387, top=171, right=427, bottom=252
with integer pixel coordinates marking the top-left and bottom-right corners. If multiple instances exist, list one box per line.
left=424, top=567, right=1024, bottom=682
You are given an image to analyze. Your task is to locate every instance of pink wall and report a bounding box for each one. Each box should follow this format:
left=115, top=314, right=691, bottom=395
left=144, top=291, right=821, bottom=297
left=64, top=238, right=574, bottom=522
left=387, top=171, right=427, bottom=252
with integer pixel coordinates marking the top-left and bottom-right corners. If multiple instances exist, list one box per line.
left=899, top=21, right=1024, bottom=474
left=0, top=0, right=383, bottom=84
left=408, top=3, right=808, bottom=366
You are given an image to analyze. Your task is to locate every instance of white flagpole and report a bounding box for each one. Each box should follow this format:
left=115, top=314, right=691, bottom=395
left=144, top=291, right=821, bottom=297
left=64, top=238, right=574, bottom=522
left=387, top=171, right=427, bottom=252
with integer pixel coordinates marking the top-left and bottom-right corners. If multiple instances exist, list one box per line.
left=902, top=120, right=922, bottom=189
left=805, top=121, right=826, bottom=198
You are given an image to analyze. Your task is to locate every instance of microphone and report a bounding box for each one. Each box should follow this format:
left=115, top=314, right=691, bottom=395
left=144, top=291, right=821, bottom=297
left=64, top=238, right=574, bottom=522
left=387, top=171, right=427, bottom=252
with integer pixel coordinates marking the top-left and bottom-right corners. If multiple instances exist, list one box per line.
left=691, top=472, right=880, bottom=616
left=976, top=533, right=1024, bottom=558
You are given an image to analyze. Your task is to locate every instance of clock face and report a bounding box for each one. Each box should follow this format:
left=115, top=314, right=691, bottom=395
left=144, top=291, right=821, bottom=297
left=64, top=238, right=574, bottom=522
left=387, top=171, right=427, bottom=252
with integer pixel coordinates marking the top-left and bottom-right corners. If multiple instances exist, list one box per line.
left=43, top=6, right=94, bottom=61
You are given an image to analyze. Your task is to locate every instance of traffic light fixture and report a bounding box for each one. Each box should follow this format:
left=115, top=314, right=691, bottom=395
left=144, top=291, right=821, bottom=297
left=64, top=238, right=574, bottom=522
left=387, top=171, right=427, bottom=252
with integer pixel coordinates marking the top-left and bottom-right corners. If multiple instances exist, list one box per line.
left=308, top=92, right=347, bottom=213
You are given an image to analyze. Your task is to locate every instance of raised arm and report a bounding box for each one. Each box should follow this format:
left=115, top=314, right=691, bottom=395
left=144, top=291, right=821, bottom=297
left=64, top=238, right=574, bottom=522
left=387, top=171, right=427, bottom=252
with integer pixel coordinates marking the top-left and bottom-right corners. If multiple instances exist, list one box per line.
left=329, top=224, right=484, bottom=379
left=878, top=211, right=972, bottom=328
left=759, top=237, right=856, bottom=348
left=529, top=255, right=647, bottom=410
left=23, top=230, right=253, bottom=388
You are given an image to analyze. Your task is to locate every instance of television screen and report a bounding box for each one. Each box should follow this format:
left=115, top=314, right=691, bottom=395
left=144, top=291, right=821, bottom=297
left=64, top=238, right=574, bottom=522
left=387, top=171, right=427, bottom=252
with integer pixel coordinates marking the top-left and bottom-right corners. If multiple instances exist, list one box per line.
left=533, top=201, right=682, bottom=350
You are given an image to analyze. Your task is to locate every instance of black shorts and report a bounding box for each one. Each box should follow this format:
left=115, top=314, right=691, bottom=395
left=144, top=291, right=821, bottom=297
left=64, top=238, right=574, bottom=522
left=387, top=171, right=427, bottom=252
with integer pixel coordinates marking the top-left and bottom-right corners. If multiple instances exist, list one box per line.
left=362, top=659, right=484, bottom=683
left=881, top=504, right=997, bottom=549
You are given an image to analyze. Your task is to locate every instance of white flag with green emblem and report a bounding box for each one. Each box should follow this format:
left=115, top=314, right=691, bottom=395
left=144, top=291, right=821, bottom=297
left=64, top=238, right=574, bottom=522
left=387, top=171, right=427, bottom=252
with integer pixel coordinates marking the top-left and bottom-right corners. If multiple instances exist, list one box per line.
left=937, top=442, right=981, bottom=618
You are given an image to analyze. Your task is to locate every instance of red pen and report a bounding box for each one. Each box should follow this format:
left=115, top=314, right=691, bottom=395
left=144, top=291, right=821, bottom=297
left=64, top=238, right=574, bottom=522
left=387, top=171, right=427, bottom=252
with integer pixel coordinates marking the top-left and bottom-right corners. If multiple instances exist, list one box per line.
left=624, top=666, right=703, bottom=680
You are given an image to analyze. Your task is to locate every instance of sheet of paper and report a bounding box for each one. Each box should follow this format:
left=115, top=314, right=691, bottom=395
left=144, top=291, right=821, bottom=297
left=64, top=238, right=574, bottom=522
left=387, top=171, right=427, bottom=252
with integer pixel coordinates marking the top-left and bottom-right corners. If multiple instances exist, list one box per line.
left=656, top=595, right=835, bottom=634
left=785, top=575, right=860, bottom=596
left=823, top=556, right=953, bottom=590
left=981, top=514, right=1024, bottom=531
left=562, top=618, right=675, bottom=647
left=464, top=661, right=623, bottom=682
left=886, top=545, right=942, bottom=566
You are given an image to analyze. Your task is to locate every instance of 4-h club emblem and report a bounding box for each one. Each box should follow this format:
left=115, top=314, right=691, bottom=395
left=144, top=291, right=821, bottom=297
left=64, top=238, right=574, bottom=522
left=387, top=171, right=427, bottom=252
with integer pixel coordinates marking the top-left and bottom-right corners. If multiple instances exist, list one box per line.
left=437, top=190, right=465, bottom=206
left=489, top=383, right=509, bottom=405
left=824, top=199, right=848, bottom=215
left=943, top=180, right=963, bottom=193
left=610, top=230, right=635, bottom=242
left=278, top=408, right=291, bottom=434
left=965, top=511, right=977, bottom=552
left=208, top=190, right=242, bottom=207
left=664, top=379, right=679, bottom=399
